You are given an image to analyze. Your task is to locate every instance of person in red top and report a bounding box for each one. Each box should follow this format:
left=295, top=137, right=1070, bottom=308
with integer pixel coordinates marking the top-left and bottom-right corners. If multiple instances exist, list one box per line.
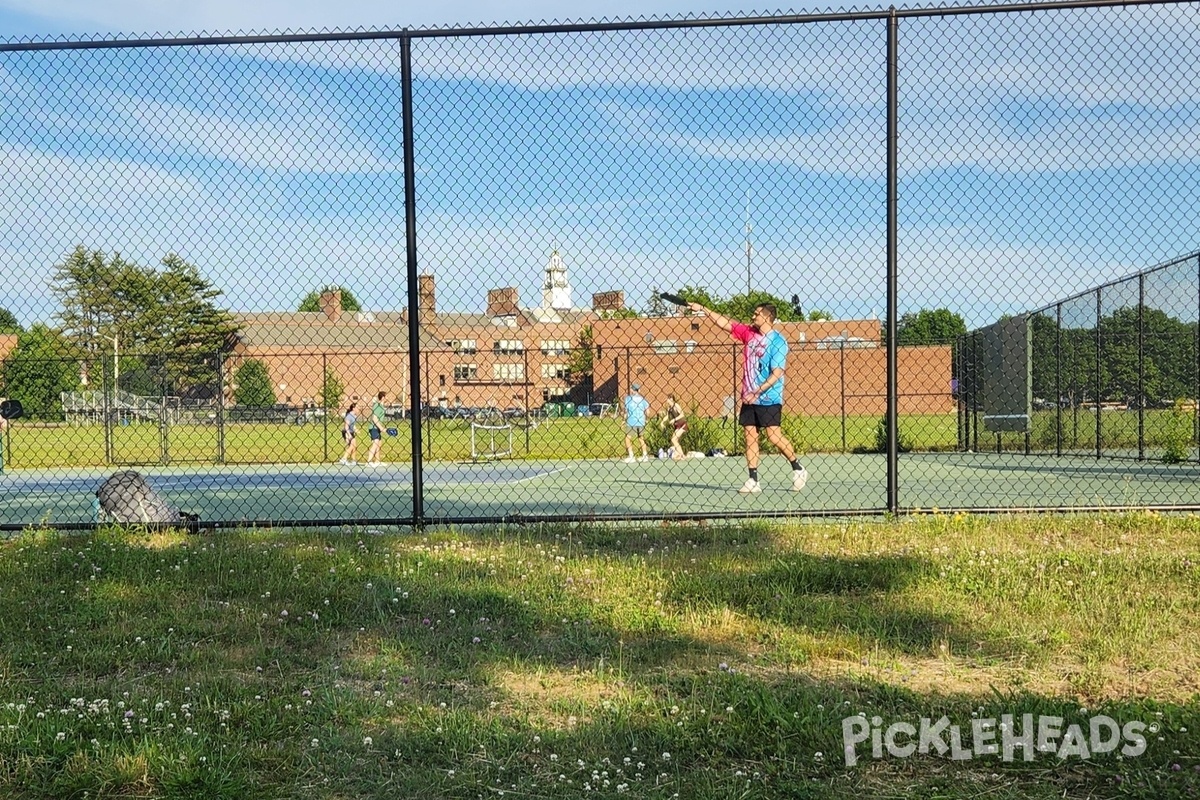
left=687, top=301, right=808, bottom=494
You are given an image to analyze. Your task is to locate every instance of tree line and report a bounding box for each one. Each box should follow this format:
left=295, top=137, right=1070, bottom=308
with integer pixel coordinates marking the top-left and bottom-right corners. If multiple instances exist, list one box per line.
left=1028, top=308, right=1199, bottom=408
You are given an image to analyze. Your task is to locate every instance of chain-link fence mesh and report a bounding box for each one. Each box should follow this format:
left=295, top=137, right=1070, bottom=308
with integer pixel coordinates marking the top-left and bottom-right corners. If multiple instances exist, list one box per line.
left=1, top=1, right=1199, bottom=527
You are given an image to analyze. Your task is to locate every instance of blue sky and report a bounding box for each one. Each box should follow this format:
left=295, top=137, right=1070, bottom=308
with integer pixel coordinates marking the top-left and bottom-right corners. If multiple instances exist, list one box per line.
left=0, top=1, right=1197, bottom=330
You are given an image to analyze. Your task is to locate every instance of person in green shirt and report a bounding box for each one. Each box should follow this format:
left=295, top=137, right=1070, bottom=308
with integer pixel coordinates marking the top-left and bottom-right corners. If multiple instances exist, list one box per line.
left=366, top=391, right=387, bottom=467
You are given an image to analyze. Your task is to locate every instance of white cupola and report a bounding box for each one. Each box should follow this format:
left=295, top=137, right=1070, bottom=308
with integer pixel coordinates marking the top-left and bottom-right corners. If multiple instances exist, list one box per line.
left=542, top=249, right=573, bottom=311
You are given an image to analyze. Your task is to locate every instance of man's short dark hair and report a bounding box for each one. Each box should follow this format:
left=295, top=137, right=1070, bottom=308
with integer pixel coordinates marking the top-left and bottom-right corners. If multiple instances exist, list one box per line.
left=756, top=303, right=778, bottom=322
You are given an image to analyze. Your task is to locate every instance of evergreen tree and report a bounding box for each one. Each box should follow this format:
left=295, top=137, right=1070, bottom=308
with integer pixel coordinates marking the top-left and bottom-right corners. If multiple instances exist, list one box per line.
left=51, top=247, right=238, bottom=396
left=321, top=367, right=345, bottom=411
left=233, top=360, right=276, bottom=407
left=0, top=308, right=21, bottom=334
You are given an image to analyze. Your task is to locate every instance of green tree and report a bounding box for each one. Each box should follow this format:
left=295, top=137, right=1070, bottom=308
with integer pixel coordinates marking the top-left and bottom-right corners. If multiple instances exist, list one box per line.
left=646, top=290, right=669, bottom=318
left=565, top=325, right=594, bottom=392
left=298, top=286, right=362, bottom=313
left=677, top=286, right=721, bottom=311
left=1097, top=305, right=1194, bottom=406
left=1, top=324, right=81, bottom=421
left=52, top=247, right=238, bottom=396
left=0, top=307, right=21, bottom=334
left=722, top=291, right=805, bottom=322
left=233, top=360, right=276, bottom=407
left=321, top=367, right=345, bottom=411
left=896, top=308, right=967, bottom=346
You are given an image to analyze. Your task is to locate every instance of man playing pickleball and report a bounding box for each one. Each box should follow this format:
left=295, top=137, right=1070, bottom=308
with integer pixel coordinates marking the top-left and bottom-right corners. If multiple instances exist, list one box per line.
left=686, top=300, right=808, bottom=494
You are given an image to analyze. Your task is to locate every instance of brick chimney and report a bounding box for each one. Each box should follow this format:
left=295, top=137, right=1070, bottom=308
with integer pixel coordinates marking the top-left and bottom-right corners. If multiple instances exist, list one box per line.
left=318, top=288, right=343, bottom=322
left=418, top=274, right=436, bottom=316
left=487, top=287, right=520, bottom=317
left=592, top=290, right=625, bottom=312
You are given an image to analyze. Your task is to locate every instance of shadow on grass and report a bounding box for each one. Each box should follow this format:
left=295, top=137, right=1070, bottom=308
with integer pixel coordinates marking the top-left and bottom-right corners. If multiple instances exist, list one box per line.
left=663, top=552, right=1014, bottom=659
left=0, top=527, right=1195, bottom=800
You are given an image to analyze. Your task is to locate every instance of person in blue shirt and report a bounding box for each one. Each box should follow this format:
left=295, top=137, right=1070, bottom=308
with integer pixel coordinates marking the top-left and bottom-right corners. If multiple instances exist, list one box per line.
left=688, top=301, right=808, bottom=494
left=622, top=384, right=651, bottom=463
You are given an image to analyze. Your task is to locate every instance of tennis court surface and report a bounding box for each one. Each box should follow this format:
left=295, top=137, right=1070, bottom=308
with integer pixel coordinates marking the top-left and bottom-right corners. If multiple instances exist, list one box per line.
left=6, top=452, right=1200, bottom=529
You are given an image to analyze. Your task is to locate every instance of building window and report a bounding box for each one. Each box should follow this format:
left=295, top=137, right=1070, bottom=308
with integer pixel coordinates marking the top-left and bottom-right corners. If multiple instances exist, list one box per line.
left=541, top=363, right=570, bottom=380
left=439, top=374, right=446, bottom=387
left=652, top=340, right=678, bottom=354
left=494, top=339, right=524, bottom=355
left=540, top=339, right=571, bottom=356
left=542, top=387, right=569, bottom=401
left=453, top=364, right=478, bottom=382
left=493, top=363, right=525, bottom=381
left=447, top=339, right=477, bottom=354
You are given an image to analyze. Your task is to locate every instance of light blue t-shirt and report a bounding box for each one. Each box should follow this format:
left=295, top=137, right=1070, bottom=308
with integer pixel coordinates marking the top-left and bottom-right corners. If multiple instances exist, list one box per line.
left=624, top=393, right=650, bottom=427
left=756, top=330, right=788, bottom=406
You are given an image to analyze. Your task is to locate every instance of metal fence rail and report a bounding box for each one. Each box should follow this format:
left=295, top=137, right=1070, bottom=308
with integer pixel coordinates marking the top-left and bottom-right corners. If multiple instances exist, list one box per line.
left=0, top=0, right=1198, bottom=528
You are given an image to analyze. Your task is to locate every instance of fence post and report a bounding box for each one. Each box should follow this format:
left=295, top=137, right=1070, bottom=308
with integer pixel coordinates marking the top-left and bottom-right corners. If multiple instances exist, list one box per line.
left=103, top=354, right=113, bottom=465
left=885, top=7, right=899, bottom=513
left=1095, top=288, right=1102, bottom=459
left=840, top=340, right=847, bottom=453
left=1055, top=303, right=1062, bottom=456
left=322, top=353, right=329, bottom=464
left=401, top=31, right=424, bottom=526
left=216, top=351, right=225, bottom=464
left=1138, top=274, right=1145, bottom=461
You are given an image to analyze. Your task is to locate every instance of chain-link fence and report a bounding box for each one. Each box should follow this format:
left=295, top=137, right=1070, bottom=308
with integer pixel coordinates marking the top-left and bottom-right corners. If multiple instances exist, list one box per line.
left=959, top=251, right=1200, bottom=462
left=1, top=0, right=1198, bottom=528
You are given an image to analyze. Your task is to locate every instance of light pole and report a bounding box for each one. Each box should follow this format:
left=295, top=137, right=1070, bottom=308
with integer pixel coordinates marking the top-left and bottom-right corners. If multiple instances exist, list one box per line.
left=111, top=334, right=119, bottom=401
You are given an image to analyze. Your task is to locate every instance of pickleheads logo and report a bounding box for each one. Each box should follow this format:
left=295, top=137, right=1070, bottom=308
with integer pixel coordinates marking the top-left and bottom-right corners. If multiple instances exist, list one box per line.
left=841, top=713, right=1149, bottom=767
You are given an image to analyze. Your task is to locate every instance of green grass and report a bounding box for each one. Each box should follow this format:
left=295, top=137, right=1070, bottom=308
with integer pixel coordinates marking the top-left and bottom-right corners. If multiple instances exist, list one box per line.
left=3, top=413, right=964, bottom=468
left=0, top=513, right=1197, bottom=798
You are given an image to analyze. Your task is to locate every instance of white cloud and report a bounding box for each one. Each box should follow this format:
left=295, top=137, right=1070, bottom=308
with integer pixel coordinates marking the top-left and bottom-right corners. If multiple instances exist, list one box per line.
left=0, top=0, right=781, bottom=34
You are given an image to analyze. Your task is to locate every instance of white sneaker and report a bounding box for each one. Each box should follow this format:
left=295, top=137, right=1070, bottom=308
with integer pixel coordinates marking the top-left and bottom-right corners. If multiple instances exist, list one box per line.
left=738, top=478, right=761, bottom=494
left=338, top=459, right=348, bottom=465
left=623, top=456, right=636, bottom=463
left=638, top=455, right=649, bottom=462
left=792, top=467, right=809, bottom=492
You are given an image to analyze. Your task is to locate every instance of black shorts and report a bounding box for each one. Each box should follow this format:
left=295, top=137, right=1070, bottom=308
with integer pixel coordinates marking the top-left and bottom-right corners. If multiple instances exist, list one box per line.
left=739, top=403, right=783, bottom=429
left=369, top=427, right=382, bottom=441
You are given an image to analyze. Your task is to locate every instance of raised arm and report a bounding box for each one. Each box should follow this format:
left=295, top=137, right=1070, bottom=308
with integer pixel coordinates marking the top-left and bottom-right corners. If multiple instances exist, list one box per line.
left=686, top=302, right=734, bottom=332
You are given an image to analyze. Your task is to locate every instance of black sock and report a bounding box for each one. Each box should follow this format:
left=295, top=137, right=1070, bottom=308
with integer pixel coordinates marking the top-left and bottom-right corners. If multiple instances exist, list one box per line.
left=790, top=459, right=803, bottom=471
left=748, top=468, right=758, bottom=481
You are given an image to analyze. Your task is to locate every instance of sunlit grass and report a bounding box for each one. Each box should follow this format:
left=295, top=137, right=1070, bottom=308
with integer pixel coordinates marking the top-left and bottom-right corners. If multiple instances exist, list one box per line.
left=0, top=513, right=1196, bottom=798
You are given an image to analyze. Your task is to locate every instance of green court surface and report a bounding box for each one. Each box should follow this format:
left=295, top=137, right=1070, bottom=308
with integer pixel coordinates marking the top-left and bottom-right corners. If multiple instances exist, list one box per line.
left=5, top=451, right=1200, bottom=528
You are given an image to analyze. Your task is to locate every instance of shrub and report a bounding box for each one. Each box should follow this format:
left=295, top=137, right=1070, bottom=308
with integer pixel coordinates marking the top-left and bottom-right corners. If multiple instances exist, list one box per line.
left=872, top=413, right=911, bottom=453
left=1160, top=409, right=1193, bottom=464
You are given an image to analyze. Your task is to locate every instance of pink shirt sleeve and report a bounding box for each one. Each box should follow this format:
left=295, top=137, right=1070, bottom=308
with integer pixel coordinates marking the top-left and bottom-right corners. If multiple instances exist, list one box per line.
left=730, top=322, right=754, bottom=343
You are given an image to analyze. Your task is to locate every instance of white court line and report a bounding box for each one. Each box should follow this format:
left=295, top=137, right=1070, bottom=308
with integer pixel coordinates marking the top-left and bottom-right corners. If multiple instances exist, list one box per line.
left=509, top=464, right=577, bottom=485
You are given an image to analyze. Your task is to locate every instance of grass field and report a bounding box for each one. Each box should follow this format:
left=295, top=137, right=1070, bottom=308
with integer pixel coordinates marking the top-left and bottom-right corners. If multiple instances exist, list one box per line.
left=3, top=413, right=963, bottom=469
left=0, top=513, right=1197, bottom=798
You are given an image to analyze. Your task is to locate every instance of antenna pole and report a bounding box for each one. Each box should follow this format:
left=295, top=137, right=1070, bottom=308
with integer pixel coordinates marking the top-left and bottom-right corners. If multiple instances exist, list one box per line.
left=744, top=191, right=752, bottom=294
